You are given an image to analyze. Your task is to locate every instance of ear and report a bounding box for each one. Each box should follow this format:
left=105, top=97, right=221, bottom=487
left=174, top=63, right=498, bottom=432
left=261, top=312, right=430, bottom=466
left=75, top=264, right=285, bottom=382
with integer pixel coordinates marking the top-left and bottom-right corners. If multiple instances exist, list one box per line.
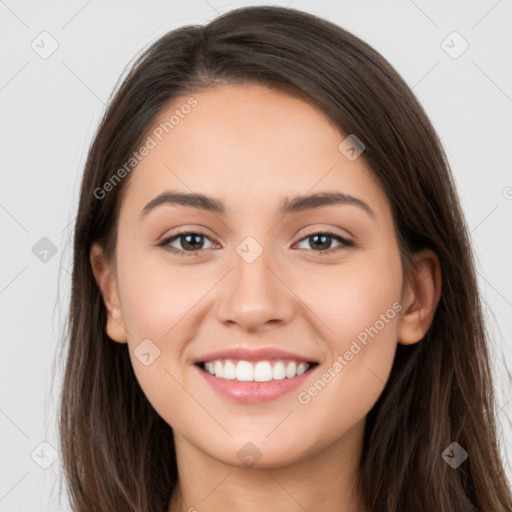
left=90, top=242, right=128, bottom=343
left=398, top=248, right=442, bottom=345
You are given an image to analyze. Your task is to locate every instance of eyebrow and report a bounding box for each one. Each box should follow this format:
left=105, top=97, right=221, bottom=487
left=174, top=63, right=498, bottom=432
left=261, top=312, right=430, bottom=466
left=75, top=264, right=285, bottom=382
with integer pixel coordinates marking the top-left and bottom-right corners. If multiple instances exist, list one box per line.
left=139, top=190, right=375, bottom=219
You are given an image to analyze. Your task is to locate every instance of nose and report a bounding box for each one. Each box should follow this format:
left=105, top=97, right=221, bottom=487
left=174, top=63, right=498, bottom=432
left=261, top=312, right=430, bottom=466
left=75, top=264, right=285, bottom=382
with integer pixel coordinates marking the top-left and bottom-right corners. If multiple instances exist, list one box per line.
left=215, top=246, right=296, bottom=333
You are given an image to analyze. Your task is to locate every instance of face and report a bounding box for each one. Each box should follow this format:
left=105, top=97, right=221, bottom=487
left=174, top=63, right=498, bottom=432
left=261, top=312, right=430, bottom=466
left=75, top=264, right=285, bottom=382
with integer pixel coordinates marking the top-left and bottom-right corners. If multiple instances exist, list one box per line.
left=92, top=83, right=420, bottom=469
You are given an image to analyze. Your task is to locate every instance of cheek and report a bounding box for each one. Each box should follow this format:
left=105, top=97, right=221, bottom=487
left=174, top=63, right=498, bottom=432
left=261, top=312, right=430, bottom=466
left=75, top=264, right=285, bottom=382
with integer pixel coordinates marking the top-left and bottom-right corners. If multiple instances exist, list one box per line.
left=117, top=249, right=207, bottom=339
left=294, top=245, right=403, bottom=351
left=118, top=279, right=194, bottom=425
left=292, top=247, right=402, bottom=422
left=116, top=251, right=211, bottom=416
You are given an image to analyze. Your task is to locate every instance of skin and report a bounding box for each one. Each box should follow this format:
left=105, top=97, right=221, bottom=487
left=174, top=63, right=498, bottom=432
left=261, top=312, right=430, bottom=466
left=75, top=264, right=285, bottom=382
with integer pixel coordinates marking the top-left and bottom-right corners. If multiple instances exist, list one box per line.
left=90, top=83, right=442, bottom=512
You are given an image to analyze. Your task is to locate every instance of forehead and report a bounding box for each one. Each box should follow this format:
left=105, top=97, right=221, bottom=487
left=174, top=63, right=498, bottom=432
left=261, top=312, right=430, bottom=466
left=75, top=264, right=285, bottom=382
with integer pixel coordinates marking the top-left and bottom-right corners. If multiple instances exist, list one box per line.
left=119, top=83, right=389, bottom=221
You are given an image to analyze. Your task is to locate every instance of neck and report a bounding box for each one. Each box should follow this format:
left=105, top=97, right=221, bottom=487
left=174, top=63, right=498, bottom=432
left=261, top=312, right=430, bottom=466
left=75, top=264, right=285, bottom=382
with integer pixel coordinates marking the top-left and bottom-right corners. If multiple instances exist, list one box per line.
left=168, top=418, right=366, bottom=512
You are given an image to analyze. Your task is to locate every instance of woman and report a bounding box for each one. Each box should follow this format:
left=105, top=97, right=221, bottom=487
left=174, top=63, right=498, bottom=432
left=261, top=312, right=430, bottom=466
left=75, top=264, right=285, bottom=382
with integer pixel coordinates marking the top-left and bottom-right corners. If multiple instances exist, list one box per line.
left=58, top=5, right=512, bottom=511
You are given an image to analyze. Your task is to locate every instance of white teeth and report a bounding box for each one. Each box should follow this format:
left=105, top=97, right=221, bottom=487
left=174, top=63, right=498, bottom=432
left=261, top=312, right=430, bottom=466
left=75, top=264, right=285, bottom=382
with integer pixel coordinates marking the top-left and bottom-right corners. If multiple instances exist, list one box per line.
left=223, top=360, right=236, bottom=380
left=254, top=361, right=273, bottom=382
left=201, top=359, right=312, bottom=381
left=272, top=361, right=286, bottom=380
left=236, top=361, right=253, bottom=381
left=285, top=361, right=297, bottom=378
left=296, top=362, right=309, bottom=376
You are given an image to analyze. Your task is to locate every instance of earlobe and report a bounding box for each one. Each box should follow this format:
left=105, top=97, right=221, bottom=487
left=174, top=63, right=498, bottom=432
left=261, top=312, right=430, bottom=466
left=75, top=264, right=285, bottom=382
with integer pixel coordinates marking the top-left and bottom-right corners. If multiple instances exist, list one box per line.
left=398, top=248, right=442, bottom=346
left=90, top=242, right=128, bottom=343
left=105, top=307, right=128, bottom=344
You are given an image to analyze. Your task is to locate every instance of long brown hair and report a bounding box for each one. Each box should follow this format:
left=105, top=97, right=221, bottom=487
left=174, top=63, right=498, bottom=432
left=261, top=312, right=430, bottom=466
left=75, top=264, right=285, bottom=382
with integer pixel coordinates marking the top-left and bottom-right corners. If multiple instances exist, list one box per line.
left=57, top=5, right=512, bottom=511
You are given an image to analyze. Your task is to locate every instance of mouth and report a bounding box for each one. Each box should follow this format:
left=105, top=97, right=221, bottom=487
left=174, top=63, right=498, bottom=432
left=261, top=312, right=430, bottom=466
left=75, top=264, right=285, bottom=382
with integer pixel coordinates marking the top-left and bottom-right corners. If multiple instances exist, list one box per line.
left=196, top=359, right=318, bottom=382
left=194, top=354, right=319, bottom=403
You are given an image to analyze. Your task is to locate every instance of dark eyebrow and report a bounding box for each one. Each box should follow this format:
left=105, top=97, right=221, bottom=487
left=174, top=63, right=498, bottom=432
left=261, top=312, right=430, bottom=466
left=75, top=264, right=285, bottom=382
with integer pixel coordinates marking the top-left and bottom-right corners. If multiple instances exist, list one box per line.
left=139, top=190, right=375, bottom=219
left=280, top=192, right=375, bottom=218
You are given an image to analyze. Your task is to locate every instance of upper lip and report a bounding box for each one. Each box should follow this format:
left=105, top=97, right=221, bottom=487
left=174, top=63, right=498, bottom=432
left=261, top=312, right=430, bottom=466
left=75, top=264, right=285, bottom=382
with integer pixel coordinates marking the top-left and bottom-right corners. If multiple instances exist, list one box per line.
left=194, top=347, right=318, bottom=364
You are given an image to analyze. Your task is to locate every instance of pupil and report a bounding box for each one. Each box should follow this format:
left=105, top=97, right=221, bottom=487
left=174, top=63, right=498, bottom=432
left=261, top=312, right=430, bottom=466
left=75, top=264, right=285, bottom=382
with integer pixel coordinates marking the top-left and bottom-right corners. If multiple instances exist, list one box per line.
left=311, top=234, right=330, bottom=251
left=183, top=234, right=202, bottom=250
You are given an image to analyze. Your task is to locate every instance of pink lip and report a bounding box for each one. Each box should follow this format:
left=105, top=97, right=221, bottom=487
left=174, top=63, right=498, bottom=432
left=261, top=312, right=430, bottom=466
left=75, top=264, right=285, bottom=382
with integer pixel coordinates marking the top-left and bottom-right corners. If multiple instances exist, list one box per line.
left=194, top=362, right=319, bottom=403
left=193, top=347, right=317, bottom=364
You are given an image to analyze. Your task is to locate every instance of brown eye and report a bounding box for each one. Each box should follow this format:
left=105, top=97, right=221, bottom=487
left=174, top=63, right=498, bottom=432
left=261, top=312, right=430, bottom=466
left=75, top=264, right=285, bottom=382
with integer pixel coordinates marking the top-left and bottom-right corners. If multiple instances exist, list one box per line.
left=159, top=231, right=215, bottom=255
left=295, top=231, right=354, bottom=254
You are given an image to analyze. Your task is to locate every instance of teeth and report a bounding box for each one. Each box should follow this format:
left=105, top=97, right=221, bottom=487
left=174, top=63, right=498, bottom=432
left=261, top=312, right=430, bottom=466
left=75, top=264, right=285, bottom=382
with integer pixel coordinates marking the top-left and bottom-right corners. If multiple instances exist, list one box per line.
left=285, top=361, right=297, bottom=378
left=254, top=361, right=273, bottom=382
left=272, top=361, right=286, bottom=380
left=223, top=360, right=237, bottom=380
left=201, top=359, right=312, bottom=381
left=236, top=361, right=254, bottom=381
left=296, top=362, right=309, bottom=376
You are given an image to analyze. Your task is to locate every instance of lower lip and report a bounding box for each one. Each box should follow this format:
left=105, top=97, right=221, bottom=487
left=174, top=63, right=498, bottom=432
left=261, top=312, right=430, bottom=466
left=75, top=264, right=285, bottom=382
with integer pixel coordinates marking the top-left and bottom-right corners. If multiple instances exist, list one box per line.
left=195, top=364, right=317, bottom=403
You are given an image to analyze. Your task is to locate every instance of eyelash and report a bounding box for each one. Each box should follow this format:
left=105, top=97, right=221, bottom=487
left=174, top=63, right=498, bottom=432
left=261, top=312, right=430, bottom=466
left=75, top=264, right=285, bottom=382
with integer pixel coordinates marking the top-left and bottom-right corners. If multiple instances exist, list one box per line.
left=157, top=229, right=355, bottom=257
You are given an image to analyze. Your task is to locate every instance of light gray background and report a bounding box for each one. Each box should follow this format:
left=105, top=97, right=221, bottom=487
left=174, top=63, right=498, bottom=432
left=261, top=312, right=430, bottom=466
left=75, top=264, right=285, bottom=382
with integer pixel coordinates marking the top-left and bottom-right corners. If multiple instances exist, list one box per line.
left=1, top=0, right=511, bottom=510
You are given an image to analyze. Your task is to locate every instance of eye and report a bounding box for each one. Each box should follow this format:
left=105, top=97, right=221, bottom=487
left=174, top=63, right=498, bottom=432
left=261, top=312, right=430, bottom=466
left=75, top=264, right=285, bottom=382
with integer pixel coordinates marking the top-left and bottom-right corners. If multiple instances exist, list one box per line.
left=295, top=231, right=354, bottom=255
left=158, top=230, right=216, bottom=256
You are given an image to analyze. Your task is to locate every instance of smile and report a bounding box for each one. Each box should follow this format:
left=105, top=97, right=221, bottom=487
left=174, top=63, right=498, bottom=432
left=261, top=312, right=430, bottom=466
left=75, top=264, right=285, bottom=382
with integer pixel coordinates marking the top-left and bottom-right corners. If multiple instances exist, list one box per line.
left=193, top=347, right=319, bottom=402
left=200, top=359, right=312, bottom=382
